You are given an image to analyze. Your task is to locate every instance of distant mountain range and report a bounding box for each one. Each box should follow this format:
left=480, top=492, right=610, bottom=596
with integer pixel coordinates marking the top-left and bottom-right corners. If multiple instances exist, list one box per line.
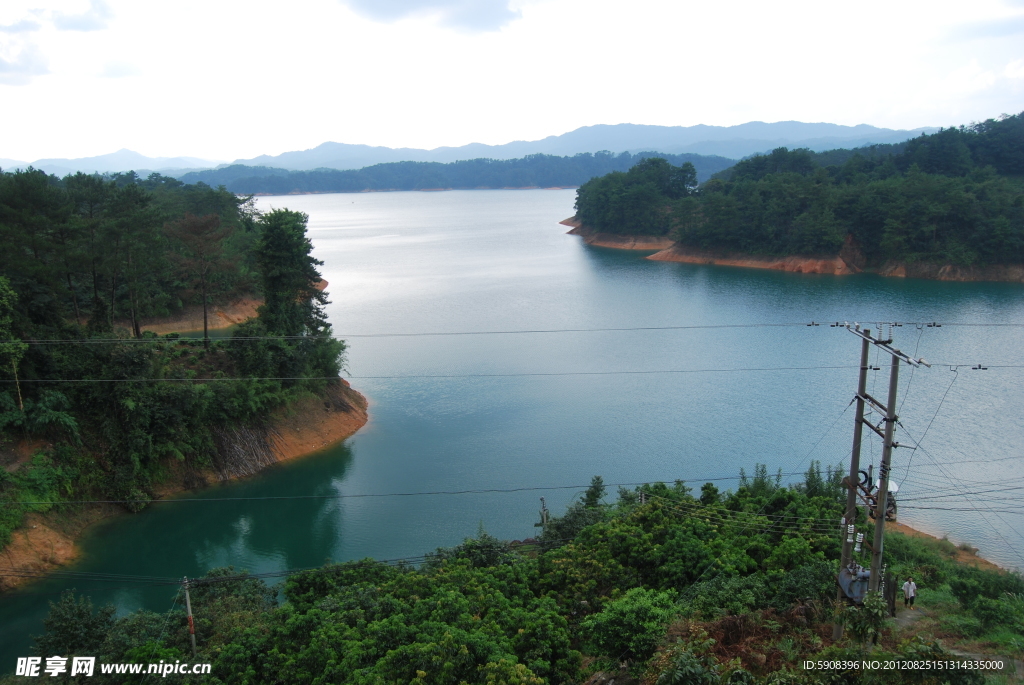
left=0, top=149, right=221, bottom=177
left=2, top=121, right=939, bottom=177
left=232, top=122, right=937, bottom=171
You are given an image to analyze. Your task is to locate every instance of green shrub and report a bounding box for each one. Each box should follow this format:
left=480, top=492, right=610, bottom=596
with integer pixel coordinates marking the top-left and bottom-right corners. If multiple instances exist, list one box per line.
left=939, top=613, right=985, bottom=637
left=581, top=587, right=677, bottom=663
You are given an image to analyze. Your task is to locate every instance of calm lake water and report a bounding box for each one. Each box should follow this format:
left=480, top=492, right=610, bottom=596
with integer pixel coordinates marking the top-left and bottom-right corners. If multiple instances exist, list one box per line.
left=3, top=188, right=1023, bottom=667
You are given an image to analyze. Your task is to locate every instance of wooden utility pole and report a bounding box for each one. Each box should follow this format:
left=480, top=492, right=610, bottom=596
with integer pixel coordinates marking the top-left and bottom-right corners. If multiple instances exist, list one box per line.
left=833, top=329, right=871, bottom=640
left=183, top=577, right=197, bottom=658
left=833, top=324, right=929, bottom=635
left=869, top=354, right=900, bottom=593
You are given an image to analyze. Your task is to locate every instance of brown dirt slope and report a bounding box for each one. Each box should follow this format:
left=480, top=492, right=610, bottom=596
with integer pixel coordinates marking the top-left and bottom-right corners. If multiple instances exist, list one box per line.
left=646, top=244, right=858, bottom=275
left=561, top=217, right=674, bottom=251
left=0, top=379, right=366, bottom=593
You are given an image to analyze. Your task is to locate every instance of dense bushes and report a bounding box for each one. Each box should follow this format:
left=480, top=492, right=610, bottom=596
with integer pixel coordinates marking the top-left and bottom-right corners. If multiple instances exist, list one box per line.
left=19, top=465, right=1022, bottom=683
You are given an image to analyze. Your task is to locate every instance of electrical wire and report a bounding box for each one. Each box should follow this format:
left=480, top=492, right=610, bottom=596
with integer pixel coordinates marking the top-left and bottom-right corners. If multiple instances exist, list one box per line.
left=13, top=471, right=854, bottom=506
left=897, top=367, right=958, bottom=489
left=8, top=319, right=1024, bottom=346
left=674, top=399, right=855, bottom=594
left=0, top=364, right=878, bottom=384
left=896, top=424, right=1024, bottom=567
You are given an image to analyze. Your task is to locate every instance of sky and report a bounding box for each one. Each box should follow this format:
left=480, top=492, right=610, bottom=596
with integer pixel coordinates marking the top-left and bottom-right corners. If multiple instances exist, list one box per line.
left=1, top=0, right=1023, bottom=162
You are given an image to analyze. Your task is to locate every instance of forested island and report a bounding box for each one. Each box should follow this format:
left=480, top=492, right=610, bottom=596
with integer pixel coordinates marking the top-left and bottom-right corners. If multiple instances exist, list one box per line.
left=175, top=151, right=736, bottom=195
left=6, top=467, right=1021, bottom=684
left=0, top=169, right=362, bottom=581
left=570, top=112, right=1024, bottom=280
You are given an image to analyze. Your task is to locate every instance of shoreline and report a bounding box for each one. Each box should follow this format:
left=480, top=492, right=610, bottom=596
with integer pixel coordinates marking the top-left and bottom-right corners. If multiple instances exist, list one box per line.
left=0, top=383, right=368, bottom=593
left=888, top=520, right=1005, bottom=573
left=560, top=218, right=674, bottom=250
left=252, top=186, right=579, bottom=196
left=563, top=217, right=1024, bottom=283
left=648, top=242, right=857, bottom=275
left=1, top=281, right=357, bottom=594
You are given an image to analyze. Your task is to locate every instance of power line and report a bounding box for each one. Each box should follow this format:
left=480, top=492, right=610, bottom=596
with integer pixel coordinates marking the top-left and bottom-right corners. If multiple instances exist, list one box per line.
left=14, top=471, right=848, bottom=506
left=5, top=363, right=1019, bottom=385
left=0, top=365, right=866, bottom=384
left=9, top=319, right=1024, bottom=346
left=897, top=424, right=1024, bottom=567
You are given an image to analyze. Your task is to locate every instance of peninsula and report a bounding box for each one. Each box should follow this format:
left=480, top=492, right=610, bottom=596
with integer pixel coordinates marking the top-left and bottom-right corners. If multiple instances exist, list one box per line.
left=0, top=170, right=366, bottom=590
left=568, top=112, right=1024, bottom=282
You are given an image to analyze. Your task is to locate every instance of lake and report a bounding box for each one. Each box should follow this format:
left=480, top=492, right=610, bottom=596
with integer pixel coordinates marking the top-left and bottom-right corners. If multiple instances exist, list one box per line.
left=2, top=188, right=1023, bottom=668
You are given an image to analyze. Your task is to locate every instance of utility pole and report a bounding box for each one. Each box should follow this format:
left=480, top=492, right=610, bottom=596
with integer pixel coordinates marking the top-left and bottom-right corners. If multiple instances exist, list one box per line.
left=833, top=328, right=871, bottom=640
left=833, top=324, right=929, bottom=634
left=183, top=577, right=197, bottom=658
left=869, top=353, right=900, bottom=593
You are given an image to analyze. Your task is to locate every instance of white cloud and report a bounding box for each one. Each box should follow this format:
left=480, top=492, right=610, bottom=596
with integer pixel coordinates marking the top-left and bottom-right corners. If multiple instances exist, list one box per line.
left=98, top=59, right=138, bottom=78
left=341, top=0, right=521, bottom=31
left=1005, top=59, right=1024, bottom=79
left=2, top=0, right=1023, bottom=160
left=0, top=41, right=48, bottom=85
left=943, top=60, right=999, bottom=95
left=0, top=19, right=42, bottom=33
left=52, top=0, right=112, bottom=31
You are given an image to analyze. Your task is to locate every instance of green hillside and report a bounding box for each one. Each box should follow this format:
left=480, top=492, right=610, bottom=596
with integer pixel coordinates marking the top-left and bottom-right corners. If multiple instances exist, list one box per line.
left=573, top=113, right=1024, bottom=268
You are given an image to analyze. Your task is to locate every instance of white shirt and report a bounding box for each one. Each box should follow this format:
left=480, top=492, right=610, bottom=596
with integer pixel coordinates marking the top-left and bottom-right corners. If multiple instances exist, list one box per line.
left=903, top=581, right=917, bottom=597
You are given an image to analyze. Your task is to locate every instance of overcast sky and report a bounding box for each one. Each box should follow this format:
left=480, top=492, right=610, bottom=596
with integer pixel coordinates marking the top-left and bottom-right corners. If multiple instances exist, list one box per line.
left=2, top=0, right=1023, bottom=162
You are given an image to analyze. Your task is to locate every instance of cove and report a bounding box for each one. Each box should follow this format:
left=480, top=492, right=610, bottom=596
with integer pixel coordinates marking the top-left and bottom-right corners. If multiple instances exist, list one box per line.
left=2, top=189, right=1023, bottom=668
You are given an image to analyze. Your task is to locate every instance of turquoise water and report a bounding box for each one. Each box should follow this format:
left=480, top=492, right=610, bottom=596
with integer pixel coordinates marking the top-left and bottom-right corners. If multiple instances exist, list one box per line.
left=2, top=189, right=1023, bottom=668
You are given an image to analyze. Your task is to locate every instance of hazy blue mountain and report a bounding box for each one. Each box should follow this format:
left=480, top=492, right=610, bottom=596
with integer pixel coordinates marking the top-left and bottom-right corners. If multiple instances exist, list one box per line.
left=176, top=151, right=738, bottom=192
left=11, top=149, right=222, bottom=176
left=5, top=121, right=938, bottom=178
left=232, top=122, right=938, bottom=170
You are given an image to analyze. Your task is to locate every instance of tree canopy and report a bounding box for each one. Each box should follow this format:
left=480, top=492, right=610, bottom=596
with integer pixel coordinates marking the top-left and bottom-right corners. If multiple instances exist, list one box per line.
left=573, top=112, right=1024, bottom=267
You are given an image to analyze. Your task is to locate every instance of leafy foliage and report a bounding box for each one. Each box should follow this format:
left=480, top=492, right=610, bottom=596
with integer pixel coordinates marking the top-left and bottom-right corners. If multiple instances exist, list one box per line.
left=574, top=112, right=1024, bottom=266
left=25, top=467, right=1017, bottom=684
left=0, top=171, right=347, bottom=525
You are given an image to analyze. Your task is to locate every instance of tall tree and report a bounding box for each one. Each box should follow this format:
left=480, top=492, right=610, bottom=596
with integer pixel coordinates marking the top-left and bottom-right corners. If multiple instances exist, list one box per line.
left=165, top=213, right=235, bottom=346
left=0, top=277, right=27, bottom=411
left=254, top=209, right=327, bottom=336
left=65, top=172, right=115, bottom=325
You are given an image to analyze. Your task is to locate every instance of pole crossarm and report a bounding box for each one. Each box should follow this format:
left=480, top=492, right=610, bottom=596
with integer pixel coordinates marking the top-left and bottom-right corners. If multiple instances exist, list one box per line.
left=858, top=392, right=890, bottom=415
left=859, top=417, right=887, bottom=440
left=845, top=325, right=931, bottom=367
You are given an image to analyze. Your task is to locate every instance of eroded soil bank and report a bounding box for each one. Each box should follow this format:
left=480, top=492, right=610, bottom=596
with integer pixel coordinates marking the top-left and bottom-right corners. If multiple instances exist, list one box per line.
left=560, top=218, right=675, bottom=250
left=563, top=217, right=1024, bottom=282
left=1, top=381, right=366, bottom=593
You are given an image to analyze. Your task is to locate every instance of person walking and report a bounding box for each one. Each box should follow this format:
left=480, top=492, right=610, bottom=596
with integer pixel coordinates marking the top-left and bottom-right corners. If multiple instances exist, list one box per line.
left=902, top=577, right=918, bottom=610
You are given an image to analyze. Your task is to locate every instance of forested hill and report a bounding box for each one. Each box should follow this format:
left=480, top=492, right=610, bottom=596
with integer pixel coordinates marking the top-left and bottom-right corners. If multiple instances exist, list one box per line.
left=573, top=112, right=1024, bottom=269
left=176, top=151, right=736, bottom=194
left=0, top=169, right=346, bottom=545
